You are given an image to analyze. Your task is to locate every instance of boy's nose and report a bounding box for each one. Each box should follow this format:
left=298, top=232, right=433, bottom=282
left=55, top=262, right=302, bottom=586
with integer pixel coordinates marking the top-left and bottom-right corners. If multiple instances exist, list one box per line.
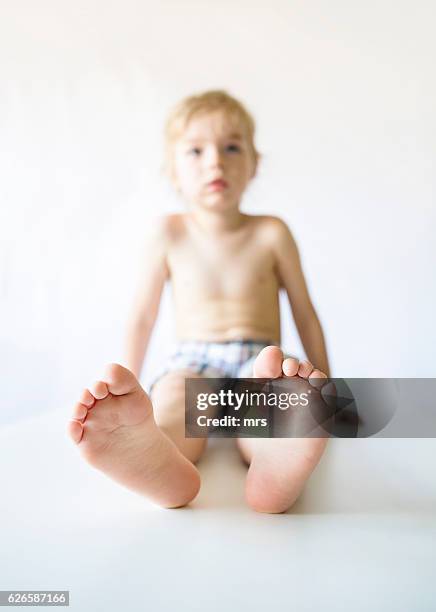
left=204, top=147, right=224, bottom=168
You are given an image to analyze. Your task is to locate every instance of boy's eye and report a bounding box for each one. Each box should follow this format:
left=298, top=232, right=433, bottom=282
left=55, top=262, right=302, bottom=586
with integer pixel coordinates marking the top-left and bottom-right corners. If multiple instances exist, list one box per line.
left=188, top=147, right=202, bottom=156
left=226, top=144, right=240, bottom=153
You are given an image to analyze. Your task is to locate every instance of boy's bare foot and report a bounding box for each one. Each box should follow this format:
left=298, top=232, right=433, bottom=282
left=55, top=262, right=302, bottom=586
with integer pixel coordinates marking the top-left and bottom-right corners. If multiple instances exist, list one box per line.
left=67, top=364, right=200, bottom=508
left=238, top=346, right=329, bottom=514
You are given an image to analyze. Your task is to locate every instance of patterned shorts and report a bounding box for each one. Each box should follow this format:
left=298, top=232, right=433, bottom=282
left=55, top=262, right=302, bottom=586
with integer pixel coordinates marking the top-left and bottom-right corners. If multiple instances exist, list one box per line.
left=149, top=339, right=278, bottom=392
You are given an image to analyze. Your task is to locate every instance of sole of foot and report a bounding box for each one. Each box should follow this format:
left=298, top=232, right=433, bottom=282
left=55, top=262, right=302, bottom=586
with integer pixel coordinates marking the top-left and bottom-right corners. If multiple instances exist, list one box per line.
left=68, top=363, right=200, bottom=508
left=242, top=346, right=329, bottom=514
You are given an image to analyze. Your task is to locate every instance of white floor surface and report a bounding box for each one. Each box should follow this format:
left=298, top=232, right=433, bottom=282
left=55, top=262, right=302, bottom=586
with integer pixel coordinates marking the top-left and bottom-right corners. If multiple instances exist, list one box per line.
left=1, top=412, right=435, bottom=611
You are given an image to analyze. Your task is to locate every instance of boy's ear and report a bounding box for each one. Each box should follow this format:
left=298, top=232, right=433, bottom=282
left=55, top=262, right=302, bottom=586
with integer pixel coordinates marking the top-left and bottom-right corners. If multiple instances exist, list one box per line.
left=251, top=153, right=261, bottom=179
left=169, top=165, right=181, bottom=192
left=171, top=179, right=181, bottom=195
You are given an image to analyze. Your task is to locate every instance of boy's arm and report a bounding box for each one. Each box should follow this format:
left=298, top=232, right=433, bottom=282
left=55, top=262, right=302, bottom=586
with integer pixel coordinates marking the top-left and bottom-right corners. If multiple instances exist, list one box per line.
left=270, top=217, right=331, bottom=376
left=124, top=218, right=170, bottom=378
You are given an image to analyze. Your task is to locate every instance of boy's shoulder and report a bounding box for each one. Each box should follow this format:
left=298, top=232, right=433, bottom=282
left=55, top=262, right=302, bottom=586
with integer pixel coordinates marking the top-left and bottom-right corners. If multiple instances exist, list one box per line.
left=250, top=214, right=289, bottom=229
left=249, top=214, right=294, bottom=243
left=148, top=213, right=186, bottom=243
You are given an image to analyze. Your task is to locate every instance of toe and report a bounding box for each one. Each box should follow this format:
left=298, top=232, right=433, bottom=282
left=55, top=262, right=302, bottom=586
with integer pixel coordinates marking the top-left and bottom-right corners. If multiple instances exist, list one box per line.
left=253, top=346, right=284, bottom=378
left=89, top=381, right=110, bottom=400
left=79, top=388, right=95, bottom=407
left=103, top=363, right=141, bottom=396
left=308, top=369, right=328, bottom=390
left=321, top=382, right=337, bottom=407
left=298, top=360, right=314, bottom=378
left=282, top=357, right=299, bottom=377
left=72, top=402, right=88, bottom=421
left=68, top=419, right=84, bottom=444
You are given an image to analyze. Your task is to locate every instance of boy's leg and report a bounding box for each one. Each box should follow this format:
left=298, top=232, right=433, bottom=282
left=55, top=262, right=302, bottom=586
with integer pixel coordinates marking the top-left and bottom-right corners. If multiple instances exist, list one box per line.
left=237, top=346, right=329, bottom=514
left=67, top=364, right=201, bottom=508
left=150, top=369, right=208, bottom=464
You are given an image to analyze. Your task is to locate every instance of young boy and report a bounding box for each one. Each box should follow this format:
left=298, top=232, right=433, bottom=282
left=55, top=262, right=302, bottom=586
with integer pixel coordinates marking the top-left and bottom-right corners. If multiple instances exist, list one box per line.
left=68, top=90, right=331, bottom=513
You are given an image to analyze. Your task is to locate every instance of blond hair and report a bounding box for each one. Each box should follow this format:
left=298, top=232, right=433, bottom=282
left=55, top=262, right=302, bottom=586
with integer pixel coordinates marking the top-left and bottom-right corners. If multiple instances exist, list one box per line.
left=163, top=89, right=260, bottom=180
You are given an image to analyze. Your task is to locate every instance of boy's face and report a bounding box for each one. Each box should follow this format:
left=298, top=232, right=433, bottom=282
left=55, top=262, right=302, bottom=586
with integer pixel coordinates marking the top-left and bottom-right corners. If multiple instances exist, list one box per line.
left=172, top=111, right=256, bottom=212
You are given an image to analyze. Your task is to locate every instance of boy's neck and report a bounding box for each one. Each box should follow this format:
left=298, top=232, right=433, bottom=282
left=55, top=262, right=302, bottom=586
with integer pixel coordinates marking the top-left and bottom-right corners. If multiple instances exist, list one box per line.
left=187, top=205, right=246, bottom=233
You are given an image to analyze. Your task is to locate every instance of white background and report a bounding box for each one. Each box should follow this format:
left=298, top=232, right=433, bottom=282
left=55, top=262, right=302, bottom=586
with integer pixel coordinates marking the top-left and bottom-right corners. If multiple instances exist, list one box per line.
left=1, top=0, right=435, bottom=424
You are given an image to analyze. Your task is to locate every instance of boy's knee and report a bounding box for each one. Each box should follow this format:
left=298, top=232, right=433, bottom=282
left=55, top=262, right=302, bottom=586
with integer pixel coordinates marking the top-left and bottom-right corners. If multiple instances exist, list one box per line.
left=151, top=370, right=194, bottom=403
left=152, top=369, right=207, bottom=404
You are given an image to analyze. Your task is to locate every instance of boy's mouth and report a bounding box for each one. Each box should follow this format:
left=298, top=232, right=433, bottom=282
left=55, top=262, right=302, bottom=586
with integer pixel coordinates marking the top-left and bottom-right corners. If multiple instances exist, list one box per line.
left=206, top=179, right=229, bottom=192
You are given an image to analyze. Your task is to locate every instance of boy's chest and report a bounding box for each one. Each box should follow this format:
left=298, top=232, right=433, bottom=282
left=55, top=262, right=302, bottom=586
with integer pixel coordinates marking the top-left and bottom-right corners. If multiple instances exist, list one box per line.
left=167, top=236, right=278, bottom=297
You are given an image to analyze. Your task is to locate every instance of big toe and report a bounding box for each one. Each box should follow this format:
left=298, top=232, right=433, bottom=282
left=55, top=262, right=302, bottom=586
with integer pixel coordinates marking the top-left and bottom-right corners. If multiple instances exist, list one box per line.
left=253, top=346, right=284, bottom=378
left=103, top=363, right=140, bottom=396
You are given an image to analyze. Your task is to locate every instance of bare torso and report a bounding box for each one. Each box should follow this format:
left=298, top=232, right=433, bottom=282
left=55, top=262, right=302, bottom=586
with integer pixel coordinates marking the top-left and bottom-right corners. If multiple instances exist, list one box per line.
left=165, top=213, right=282, bottom=343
